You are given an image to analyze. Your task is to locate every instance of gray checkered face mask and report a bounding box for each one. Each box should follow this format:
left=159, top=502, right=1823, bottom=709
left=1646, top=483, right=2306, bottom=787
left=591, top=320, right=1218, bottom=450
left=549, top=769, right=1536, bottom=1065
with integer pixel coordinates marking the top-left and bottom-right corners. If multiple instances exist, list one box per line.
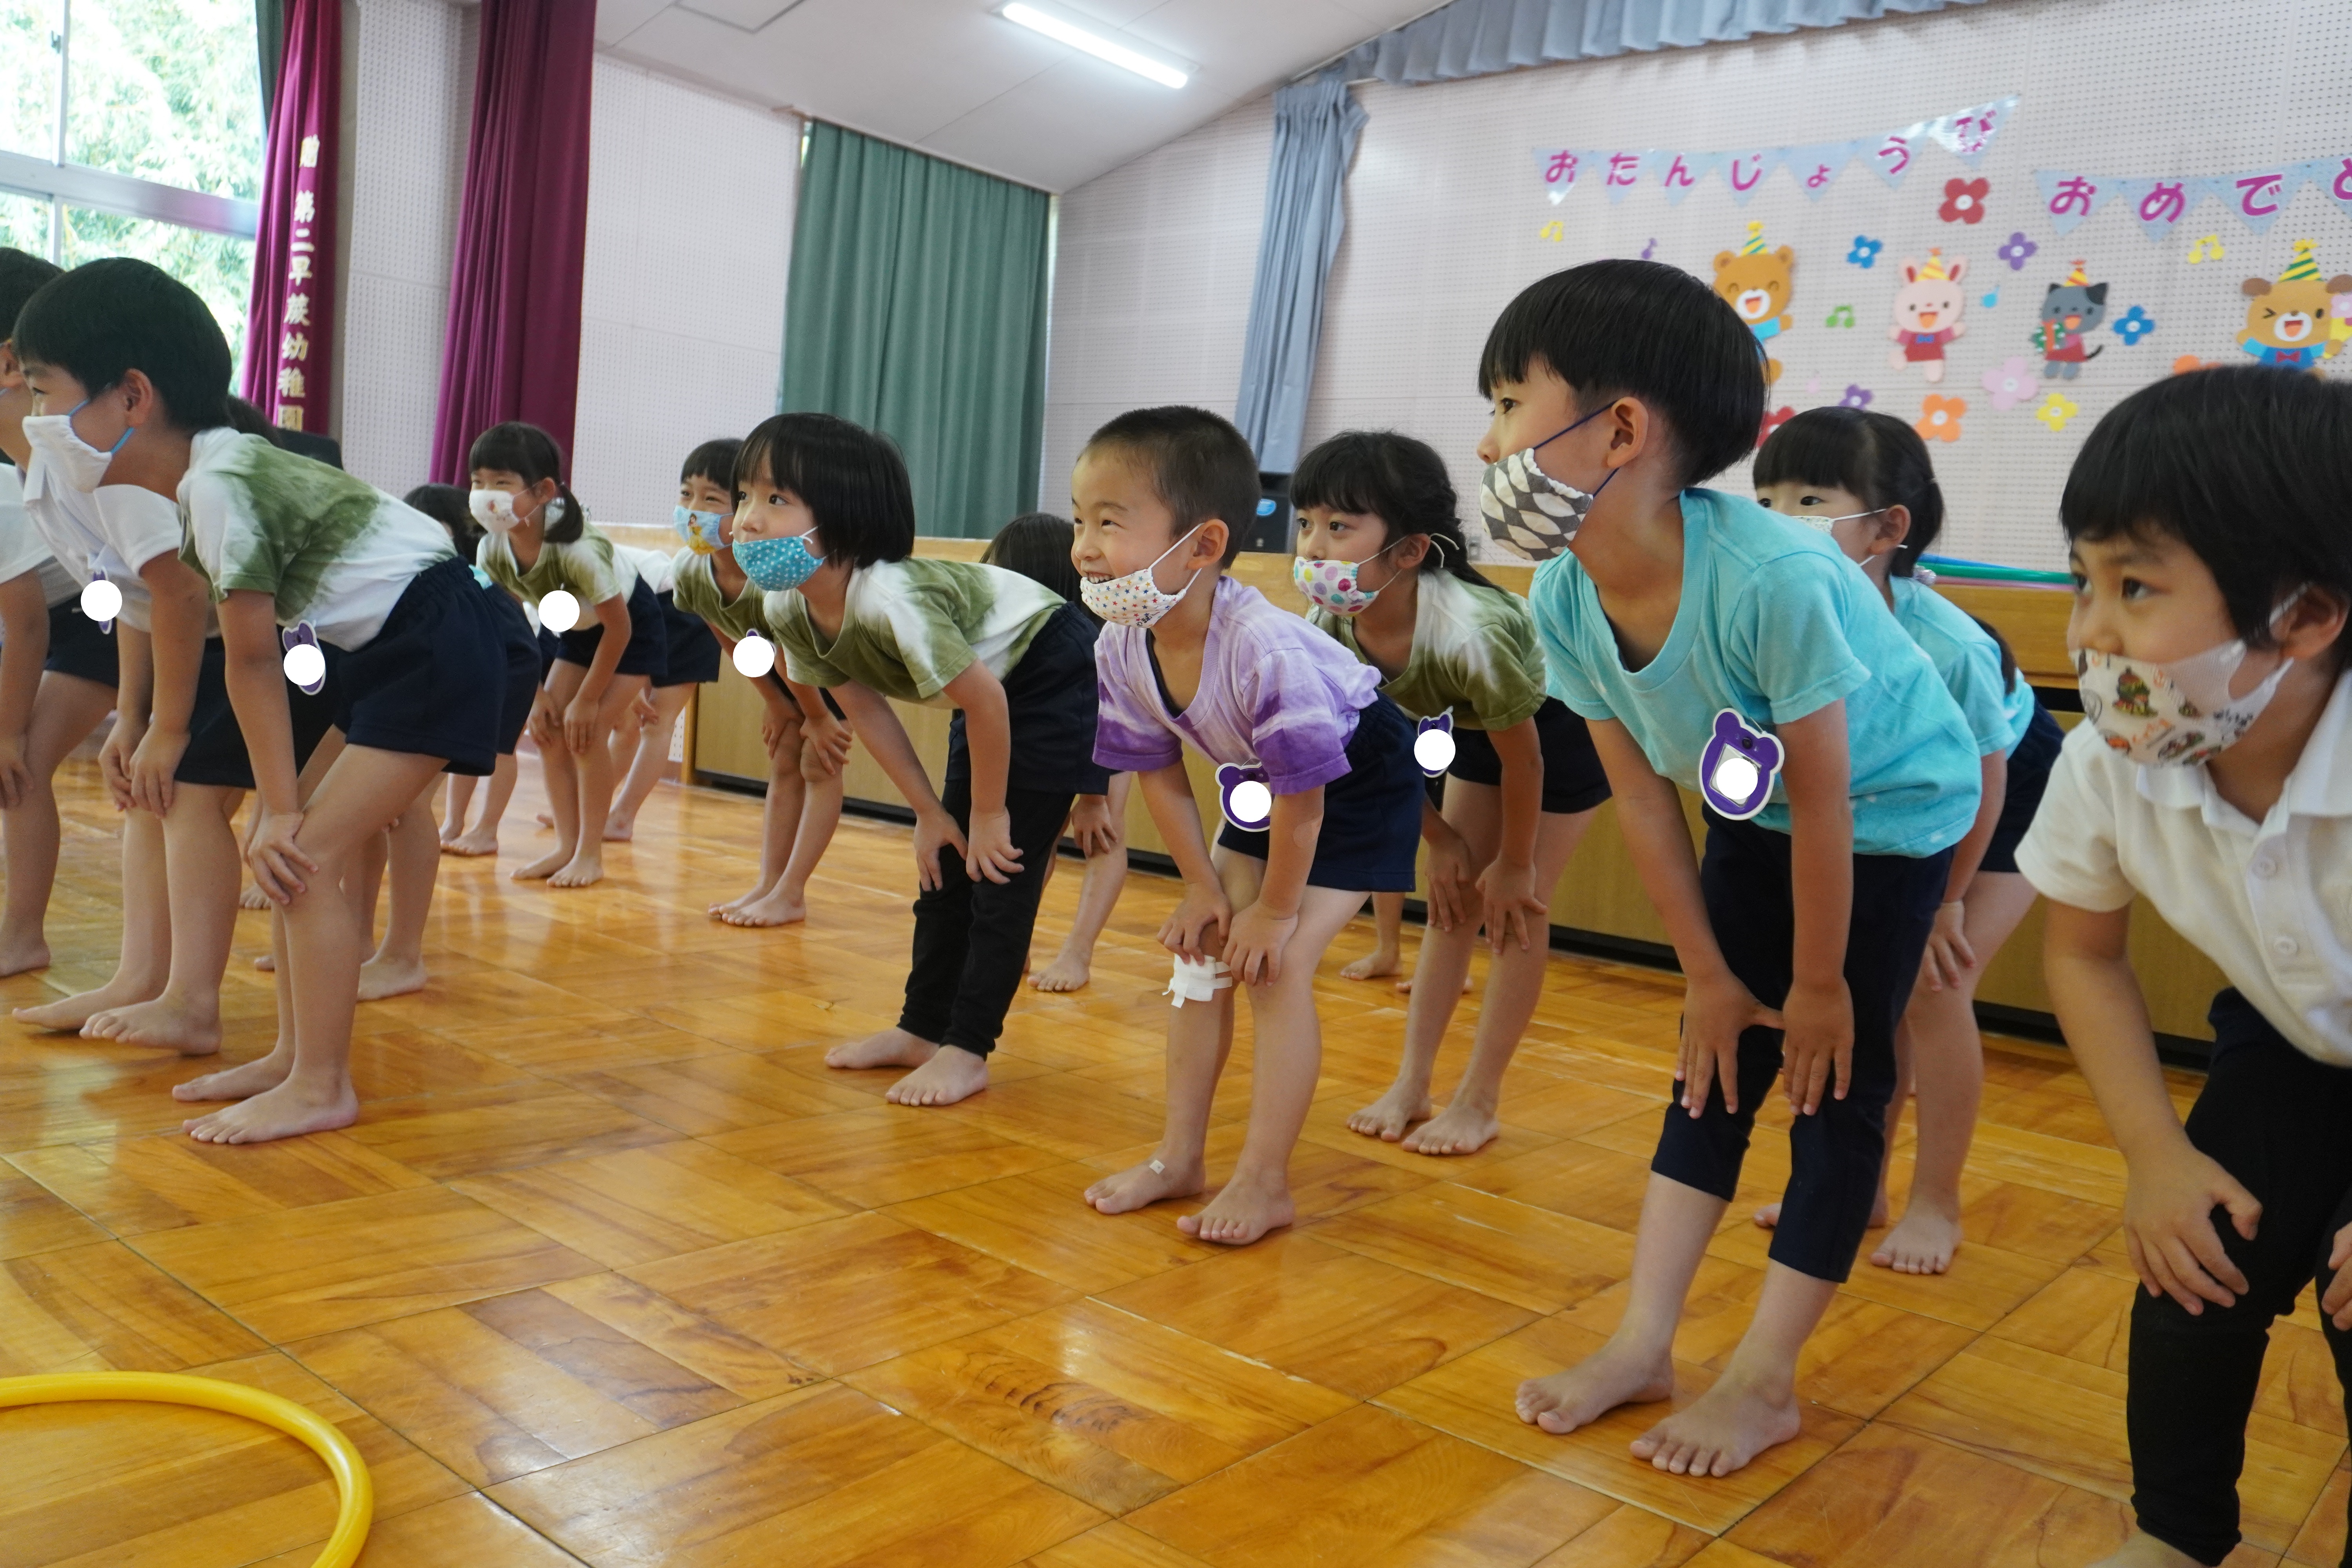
left=1477, top=406, right=1614, bottom=563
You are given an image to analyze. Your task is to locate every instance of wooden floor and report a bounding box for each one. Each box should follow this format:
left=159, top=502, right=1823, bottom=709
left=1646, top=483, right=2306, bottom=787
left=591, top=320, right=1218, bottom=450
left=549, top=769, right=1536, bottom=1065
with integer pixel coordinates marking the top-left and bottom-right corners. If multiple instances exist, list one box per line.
left=0, top=757, right=2343, bottom=1568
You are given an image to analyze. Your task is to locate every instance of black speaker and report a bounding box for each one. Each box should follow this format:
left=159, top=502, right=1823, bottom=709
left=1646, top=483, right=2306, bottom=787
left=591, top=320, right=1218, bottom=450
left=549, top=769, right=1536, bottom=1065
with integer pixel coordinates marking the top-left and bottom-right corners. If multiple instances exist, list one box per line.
left=1237, top=471, right=1292, bottom=553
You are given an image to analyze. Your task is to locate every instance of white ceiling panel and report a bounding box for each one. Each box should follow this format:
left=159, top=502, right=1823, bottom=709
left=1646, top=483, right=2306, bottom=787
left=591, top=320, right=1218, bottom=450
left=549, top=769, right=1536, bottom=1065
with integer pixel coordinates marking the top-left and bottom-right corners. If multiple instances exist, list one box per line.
left=597, top=0, right=1442, bottom=191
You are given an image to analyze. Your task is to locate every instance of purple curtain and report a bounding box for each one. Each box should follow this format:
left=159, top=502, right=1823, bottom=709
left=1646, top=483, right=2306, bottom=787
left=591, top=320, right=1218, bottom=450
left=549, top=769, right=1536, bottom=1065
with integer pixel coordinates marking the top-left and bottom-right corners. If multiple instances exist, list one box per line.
left=240, top=0, right=339, bottom=433
left=428, top=0, right=596, bottom=483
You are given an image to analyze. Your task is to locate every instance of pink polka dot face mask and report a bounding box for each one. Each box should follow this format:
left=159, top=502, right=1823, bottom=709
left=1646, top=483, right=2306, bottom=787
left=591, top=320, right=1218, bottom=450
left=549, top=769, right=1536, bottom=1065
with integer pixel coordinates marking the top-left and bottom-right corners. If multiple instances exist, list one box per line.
left=1079, top=524, right=1204, bottom=628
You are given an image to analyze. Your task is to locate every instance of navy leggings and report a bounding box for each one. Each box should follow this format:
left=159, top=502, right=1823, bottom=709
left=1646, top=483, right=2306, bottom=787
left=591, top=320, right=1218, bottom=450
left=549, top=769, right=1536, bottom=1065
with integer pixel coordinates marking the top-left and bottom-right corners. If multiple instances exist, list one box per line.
left=1650, top=811, right=1950, bottom=1283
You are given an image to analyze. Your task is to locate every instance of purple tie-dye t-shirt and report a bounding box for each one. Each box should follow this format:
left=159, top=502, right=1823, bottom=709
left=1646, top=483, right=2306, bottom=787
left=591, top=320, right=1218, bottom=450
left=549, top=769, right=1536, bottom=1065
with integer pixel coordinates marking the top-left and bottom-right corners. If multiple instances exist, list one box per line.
left=1093, top=574, right=1380, bottom=794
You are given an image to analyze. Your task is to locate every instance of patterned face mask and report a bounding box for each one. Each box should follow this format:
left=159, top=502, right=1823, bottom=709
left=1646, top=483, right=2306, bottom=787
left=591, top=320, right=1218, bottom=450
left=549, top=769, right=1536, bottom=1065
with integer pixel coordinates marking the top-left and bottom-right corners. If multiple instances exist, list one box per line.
left=1478, top=407, right=1613, bottom=561
left=1292, top=539, right=1402, bottom=617
left=1079, top=524, right=1204, bottom=628
left=734, top=530, right=826, bottom=592
left=2076, top=614, right=2299, bottom=767
left=469, top=489, right=521, bottom=534
left=673, top=505, right=726, bottom=555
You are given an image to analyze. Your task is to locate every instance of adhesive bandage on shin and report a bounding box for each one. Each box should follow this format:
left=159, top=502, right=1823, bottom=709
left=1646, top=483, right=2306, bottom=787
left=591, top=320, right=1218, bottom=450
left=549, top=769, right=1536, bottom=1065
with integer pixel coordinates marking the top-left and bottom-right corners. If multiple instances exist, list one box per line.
left=1164, top=955, right=1232, bottom=1008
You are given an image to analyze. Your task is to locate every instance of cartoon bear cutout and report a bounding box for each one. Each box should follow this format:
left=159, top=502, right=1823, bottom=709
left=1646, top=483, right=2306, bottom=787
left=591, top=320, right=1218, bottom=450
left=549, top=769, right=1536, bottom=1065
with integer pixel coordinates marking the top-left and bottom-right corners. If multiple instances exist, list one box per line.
left=1887, top=251, right=1968, bottom=383
left=2034, top=261, right=2108, bottom=379
left=1713, top=220, right=1795, bottom=387
left=1215, top=763, right=1272, bottom=832
left=2239, top=239, right=2352, bottom=374
left=1697, top=710, right=1783, bottom=821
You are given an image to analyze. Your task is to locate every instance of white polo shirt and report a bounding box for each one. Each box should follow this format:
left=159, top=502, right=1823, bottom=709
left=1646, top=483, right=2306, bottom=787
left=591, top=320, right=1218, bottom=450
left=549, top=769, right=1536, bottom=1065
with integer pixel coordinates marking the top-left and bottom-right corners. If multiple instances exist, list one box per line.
left=2016, top=671, right=2352, bottom=1067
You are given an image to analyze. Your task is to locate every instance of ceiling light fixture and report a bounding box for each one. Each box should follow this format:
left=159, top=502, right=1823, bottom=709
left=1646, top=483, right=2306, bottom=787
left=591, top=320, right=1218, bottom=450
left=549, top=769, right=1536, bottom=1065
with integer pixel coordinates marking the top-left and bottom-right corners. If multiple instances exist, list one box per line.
left=997, top=3, right=1189, bottom=89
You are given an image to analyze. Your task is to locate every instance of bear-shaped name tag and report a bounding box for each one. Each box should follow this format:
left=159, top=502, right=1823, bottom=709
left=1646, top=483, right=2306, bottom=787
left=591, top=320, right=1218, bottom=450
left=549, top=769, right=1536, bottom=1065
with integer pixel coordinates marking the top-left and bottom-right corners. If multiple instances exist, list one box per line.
left=1413, top=713, right=1456, bottom=777
left=281, top=622, right=327, bottom=696
left=1698, top=710, right=1783, bottom=820
left=1216, top=764, right=1273, bottom=832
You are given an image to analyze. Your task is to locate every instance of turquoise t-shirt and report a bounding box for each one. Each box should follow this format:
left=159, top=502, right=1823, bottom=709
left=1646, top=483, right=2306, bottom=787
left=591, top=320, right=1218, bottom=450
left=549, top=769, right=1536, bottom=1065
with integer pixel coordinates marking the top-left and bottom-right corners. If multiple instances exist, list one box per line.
left=1888, top=575, right=2034, bottom=757
left=1528, top=488, right=1980, bottom=856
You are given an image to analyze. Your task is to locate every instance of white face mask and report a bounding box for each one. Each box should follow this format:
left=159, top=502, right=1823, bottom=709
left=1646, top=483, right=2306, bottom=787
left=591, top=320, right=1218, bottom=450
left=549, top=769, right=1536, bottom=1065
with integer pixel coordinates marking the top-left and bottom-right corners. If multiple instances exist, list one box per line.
left=22, top=401, right=131, bottom=494
left=469, top=488, right=521, bottom=534
left=1080, top=524, right=1204, bottom=628
left=2076, top=616, right=2298, bottom=767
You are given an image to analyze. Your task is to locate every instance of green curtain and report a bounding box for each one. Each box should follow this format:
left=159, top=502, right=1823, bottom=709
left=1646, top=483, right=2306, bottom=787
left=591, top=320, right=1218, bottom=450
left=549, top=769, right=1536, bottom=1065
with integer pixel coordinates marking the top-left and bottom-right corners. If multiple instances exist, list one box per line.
left=781, top=122, right=1052, bottom=539
left=256, top=0, right=285, bottom=125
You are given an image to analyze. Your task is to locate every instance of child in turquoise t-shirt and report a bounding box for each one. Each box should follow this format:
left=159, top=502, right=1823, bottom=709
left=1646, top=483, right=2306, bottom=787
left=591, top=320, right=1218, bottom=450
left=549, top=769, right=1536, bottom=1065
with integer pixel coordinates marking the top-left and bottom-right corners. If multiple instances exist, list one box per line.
left=1488, top=260, right=1979, bottom=1479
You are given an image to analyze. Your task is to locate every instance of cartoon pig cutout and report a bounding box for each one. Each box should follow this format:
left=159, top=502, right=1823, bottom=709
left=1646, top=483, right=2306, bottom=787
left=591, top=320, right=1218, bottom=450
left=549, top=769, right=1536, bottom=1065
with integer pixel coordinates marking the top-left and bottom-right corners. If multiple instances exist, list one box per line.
left=1698, top=710, right=1783, bottom=821
left=1887, top=252, right=1968, bottom=383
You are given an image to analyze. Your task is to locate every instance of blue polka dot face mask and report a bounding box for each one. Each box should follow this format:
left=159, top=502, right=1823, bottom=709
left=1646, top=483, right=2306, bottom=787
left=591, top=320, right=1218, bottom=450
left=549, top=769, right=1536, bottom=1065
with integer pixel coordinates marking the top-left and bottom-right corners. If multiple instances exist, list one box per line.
left=734, top=530, right=826, bottom=592
left=673, top=506, right=726, bottom=555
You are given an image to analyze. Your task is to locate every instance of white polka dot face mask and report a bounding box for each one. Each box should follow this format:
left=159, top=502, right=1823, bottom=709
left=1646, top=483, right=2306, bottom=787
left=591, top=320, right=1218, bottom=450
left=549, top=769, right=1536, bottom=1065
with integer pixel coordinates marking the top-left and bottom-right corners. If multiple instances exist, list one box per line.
left=1079, top=524, right=1205, bottom=628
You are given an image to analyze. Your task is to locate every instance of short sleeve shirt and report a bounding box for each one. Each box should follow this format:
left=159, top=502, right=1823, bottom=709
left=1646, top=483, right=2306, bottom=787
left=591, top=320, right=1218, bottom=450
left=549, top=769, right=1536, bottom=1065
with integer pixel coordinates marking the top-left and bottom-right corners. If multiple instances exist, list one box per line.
left=1309, top=569, right=1548, bottom=730
left=670, top=550, right=775, bottom=642
left=19, top=450, right=154, bottom=630
left=177, top=429, right=454, bottom=649
left=0, top=464, right=78, bottom=606
left=1094, top=573, right=1382, bottom=794
left=616, top=543, right=676, bottom=596
left=1527, top=487, right=1980, bottom=856
left=477, top=524, right=635, bottom=608
left=2016, top=675, right=2352, bottom=1067
left=1889, top=575, right=2034, bottom=757
left=765, top=557, right=1062, bottom=704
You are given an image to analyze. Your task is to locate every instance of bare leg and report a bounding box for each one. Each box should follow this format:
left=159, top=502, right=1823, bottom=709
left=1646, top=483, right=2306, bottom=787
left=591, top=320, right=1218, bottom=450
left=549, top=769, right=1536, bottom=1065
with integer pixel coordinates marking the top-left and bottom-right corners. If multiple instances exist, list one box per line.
left=1626, top=1261, right=1825, bottom=1476
left=439, top=772, right=476, bottom=848
left=84, top=784, right=245, bottom=1054
left=0, top=672, right=114, bottom=975
left=1339, top=890, right=1406, bottom=981
left=358, top=782, right=441, bottom=1000
left=448, top=752, right=515, bottom=857
left=607, top=685, right=688, bottom=840
left=1085, top=967, right=1232, bottom=1214
left=722, top=731, right=842, bottom=926
left=15, top=802, right=171, bottom=1030
left=184, top=747, right=445, bottom=1142
left=549, top=674, right=646, bottom=887
left=712, top=735, right=798, bottom=916
left=517, top=664, right=589, bottom=882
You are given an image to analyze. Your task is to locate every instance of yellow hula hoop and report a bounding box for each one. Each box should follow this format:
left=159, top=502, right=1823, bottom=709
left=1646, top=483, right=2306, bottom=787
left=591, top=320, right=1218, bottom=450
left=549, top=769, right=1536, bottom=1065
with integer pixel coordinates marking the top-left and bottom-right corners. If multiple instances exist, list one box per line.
left=0, top=1370, right=374, bottom=1566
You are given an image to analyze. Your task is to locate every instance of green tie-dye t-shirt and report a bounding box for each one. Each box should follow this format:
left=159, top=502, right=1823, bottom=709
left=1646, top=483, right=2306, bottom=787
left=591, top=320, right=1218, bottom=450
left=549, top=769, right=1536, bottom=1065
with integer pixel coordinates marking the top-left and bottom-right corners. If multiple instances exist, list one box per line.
left=766, top=557, right=1062, bottom=704
left=1308, top=569, right=1547, bottom=730
left=476, top=523, right=637, bottom=609
left=670, top=549, right=775, bottom=642
left=176, top=428, right=454, bottom=649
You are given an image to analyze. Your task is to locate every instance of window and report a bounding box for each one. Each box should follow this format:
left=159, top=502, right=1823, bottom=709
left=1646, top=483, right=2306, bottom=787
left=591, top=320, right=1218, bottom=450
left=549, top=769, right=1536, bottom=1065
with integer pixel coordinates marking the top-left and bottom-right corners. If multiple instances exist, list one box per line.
left=0, top=0, right=262, bottom=367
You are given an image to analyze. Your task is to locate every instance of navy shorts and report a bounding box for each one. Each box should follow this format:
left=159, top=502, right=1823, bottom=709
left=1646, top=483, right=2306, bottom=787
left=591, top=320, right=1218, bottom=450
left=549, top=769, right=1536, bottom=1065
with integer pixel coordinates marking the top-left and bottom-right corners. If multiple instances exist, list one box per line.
left=1980, top=698, right=2063, bottom=875
left=331, top=557, right=505, bottom=777
left=946, top=601, right=1109, bottom=796
left=177, top=637, right=342, bottom=789
left=486, top=586, right=541, bottom=756
left=555, top=576, right=666, bottom=681
left=1217, top=695, right=1425, bottom=893
left=652, top=590, right=722, bottom=687
left=41, top=598, right=118, bottom=687
left=1437, top=697, right=1613, bottom=815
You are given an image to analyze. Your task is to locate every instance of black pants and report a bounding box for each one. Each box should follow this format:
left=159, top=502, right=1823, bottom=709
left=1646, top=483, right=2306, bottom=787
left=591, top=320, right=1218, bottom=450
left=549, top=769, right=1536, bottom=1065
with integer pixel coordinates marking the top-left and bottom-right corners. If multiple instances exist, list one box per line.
left=2129, top=990, right=2352, bottom=1567
left=896, top=775, right=1075, bottom=1058
left=1650, top=811, right=1950, bottom=1283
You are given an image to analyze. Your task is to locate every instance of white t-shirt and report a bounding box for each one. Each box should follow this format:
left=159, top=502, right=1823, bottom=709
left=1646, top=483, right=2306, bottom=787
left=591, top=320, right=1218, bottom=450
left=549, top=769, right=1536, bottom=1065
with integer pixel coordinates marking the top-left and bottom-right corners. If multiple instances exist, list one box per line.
left=178, top=428, right=454, bottom=650
left=0, top=464, right=77, bottom=606
left=615, top=543, right=676, bottom=597
left=19, top=449, right=155, bottom=632
left=2016, top=672, right=2352, bottom=1066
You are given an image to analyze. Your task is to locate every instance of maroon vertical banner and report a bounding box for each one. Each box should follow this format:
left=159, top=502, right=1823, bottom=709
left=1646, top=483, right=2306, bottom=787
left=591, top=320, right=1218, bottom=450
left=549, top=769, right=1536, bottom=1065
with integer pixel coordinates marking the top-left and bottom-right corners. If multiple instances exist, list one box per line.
left=240, top=0, right=339, bottom=434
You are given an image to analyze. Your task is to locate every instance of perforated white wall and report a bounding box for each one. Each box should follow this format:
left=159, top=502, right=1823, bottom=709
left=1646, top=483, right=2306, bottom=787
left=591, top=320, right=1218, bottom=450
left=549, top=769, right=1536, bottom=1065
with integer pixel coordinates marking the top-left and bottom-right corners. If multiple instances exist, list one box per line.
left=1047, top=0, right=2352, bottom=569
left=571, top=58, right=798, bottom=528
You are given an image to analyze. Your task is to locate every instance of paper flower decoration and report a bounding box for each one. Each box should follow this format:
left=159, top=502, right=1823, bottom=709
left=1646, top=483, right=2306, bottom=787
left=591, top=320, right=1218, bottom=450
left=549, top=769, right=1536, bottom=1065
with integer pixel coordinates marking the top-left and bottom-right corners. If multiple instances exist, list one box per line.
left=2114, top=305, right=2156, bottom=345
left=1915, top=394, right=1966, bottom=443
left=1757, top=405, right=1796, bottom=449
left=1996, top=231, right=2038, bottom=272
left=2037, top=391, right=2080, bottom=432
left=1839, top=384, right=1874, bottom=409
left=2172, top=354, right=2214, bottom=375
left=1847, top=235, right=1883, bottom=269
left=1982, top=356, right=2035, bottom=412
left=1940, top=177, right=1991, bottom=225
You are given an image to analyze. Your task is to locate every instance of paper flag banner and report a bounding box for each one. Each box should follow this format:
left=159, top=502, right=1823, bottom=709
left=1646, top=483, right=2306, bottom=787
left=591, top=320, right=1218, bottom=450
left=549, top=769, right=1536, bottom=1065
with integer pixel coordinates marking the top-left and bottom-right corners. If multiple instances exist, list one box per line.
left=2036, top=170, right=2119, bottom=236
left=1658, top=150, right=1724, bottom=206
left=2114, top=177, right=2200, bottom=242
left=1789, top=140, right=1858, bottom=202
left=2201, top=166, right=2310, bottom=234
left=1533, top=147, right=1582, bottom=202
left=1724, top=149, right=1782, bottom=207
left=1867, top=123, right=1929, bottom=189
left=2319, top=156, right=2352, bottom=220
left=1602, top=149, right=1654, bottom=205
left=1929, top=96, right=2018, bottom=166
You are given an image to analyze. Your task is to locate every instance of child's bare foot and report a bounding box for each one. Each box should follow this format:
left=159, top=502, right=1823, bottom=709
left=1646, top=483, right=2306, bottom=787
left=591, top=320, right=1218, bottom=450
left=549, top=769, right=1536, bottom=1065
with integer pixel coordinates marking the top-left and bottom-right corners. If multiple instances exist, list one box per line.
left=1176, top=1169, right=1295, bottom=1246
left=239, top=883, right=271, bottom=911
left=513, top=846, right=570, bottom=881
left=1870, top=1200, right=1963, bottom=1274
left=708, top=888, right=759, bottom=918
left=719, top=887, right=806, bottom=927
left=1402, top=1101, right=1501, bottom=1156
left=547, top=853, right=605, bottom=889
left=1516, top=1338, right=1675, bottom=1434
left=2082, top=1532, right=2203, bottom=1568
left=173, top=1051, right=294, bottom=1103
left=887, top=1045, right=989, bottom=1106
left=603, top=813, right=635, bottom=842
left=1084, top=1153, right=1206, bottom=1214
left=82, top=995, right=222, bottom=1055
left=1339, top=947, right=1401, bottom=982
left=16, top=975, right=160, bottom=1033
left=1629, top=1369, right=1802, bottom=1477
left=535, top=811, right=555, bottom=830
left=445, top=826, right=502, bottom=857
left=826, top=1027, right=934, bottom=1072
left=1756, top=1190, right=1892, bottom=1230
left=1028, top=951, right=1091, bottom=991
left=0, top=938, right=52, bottom=977
left=357, top=956, right=428, bottom=1002
left=1390, top=973, right=1473, bottom=995
left=1347, top=1083, right=1434, bottom=1142
left=184, top=1077, right=359, bottom=1144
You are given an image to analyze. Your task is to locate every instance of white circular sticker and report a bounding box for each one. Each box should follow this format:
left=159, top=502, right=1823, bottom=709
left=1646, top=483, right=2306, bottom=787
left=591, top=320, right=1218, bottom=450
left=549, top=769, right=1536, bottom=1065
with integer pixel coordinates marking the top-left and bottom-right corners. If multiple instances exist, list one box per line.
left=1710, top=752, right=1760, bottom=803
left=282, top=642, right=326, bottom=688
left=732, top=634, right=777, bottom=678
left=1413, top=728, right=1457, bottom=774
left=539, top=589, right=581, bottom=633
left=80, top=579, right=122, bottom=622
left=1230, top=779, right=1272, bottom=826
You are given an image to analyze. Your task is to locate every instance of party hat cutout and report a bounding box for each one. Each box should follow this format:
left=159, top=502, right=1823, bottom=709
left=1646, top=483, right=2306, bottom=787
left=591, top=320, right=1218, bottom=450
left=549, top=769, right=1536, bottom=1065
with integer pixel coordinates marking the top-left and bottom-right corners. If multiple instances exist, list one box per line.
left=2283, top=238, right=2320, bottom=281
left=2063, top=259, right=2088, bottom=286
left=1739, top=220, right=1766, bottom=257
left=1917, top=249, right=1949, bottom=281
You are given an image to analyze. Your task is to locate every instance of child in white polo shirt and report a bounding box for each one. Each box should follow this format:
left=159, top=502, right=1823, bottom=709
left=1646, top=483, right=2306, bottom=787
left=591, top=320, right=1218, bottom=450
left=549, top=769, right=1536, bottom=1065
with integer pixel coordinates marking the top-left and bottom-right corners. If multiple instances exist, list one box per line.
left=2018, top=366, right=2352, bottom=1568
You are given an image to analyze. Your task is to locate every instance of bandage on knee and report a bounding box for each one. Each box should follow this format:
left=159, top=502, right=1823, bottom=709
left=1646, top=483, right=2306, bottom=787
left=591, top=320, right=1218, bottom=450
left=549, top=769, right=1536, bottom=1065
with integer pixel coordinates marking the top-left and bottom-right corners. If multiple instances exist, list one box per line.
left=1164, top=954, right=1232, bottom=1007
